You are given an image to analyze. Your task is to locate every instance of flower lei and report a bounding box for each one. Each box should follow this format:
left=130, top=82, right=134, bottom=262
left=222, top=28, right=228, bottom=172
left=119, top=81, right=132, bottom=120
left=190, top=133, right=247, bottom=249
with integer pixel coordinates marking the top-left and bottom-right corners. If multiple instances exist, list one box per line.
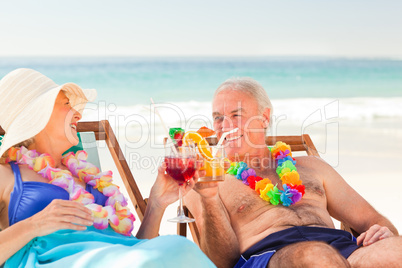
left=226, top=141, right=305, bottom=206
left=6, top=146, right=135, bottom=236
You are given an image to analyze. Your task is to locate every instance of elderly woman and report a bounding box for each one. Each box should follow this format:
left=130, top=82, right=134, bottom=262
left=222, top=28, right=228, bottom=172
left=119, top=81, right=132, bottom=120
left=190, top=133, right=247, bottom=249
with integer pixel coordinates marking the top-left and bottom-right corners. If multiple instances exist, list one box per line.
left=0, top=69, right=215, bottom=267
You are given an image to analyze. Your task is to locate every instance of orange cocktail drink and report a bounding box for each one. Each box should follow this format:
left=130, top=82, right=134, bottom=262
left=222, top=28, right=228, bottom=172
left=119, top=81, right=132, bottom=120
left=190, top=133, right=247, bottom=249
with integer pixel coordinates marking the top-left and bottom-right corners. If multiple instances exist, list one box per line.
left=198, top=144, right=225, bottom=182
left=182, top=129, right=226, bottom=183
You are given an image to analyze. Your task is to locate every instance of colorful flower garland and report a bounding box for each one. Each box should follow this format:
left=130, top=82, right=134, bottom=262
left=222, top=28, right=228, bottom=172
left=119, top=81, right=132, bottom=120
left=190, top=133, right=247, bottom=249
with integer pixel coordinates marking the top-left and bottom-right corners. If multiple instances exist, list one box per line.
left=226, top=141, right=305, bottom=206
left=7, top=146, right=135, bottom=236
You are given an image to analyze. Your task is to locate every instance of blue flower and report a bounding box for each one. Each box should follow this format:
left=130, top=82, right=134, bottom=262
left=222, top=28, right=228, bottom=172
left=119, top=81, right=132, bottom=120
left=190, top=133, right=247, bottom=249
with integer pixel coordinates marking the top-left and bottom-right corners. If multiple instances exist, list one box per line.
left=277, top=155, right=296, bottom=166
left=279, top=184, right=293, bottom=207
left=235, top=162, right=248, bottom=180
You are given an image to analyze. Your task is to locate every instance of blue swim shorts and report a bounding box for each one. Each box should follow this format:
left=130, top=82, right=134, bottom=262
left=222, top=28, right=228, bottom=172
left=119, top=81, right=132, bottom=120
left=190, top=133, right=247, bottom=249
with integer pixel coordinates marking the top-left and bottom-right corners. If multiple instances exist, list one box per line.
left=234, top=226, right=359, bottom=268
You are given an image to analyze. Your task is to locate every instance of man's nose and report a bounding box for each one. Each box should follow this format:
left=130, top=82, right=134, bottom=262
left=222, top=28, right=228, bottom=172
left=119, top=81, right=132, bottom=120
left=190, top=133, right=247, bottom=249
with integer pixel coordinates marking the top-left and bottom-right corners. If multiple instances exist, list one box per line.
left=222, top=116, right=236, bottom=132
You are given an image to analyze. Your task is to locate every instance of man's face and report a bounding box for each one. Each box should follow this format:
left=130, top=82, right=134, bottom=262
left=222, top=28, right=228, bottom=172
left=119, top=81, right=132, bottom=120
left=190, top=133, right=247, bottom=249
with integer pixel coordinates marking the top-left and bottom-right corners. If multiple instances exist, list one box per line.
left=212, top=90, right=268, bottom=160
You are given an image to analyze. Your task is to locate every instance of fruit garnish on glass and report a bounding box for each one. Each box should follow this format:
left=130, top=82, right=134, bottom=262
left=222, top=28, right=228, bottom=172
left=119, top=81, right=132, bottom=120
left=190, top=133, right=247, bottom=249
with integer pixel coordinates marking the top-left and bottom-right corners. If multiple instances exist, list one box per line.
left=169, top=127, right=185, bottom=147
left=197, top=126, right=216, bottom=138
left=182, top=127, right=226, bottom=182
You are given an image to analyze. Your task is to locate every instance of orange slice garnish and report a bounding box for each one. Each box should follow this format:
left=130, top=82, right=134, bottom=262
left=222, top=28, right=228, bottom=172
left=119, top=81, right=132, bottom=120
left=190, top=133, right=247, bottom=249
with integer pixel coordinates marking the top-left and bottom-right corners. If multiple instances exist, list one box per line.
left=182, top=131, right=203, bottom=146
left=197, top=126, right=215, bottom=138
left=197, top=138, right=214, bottom=161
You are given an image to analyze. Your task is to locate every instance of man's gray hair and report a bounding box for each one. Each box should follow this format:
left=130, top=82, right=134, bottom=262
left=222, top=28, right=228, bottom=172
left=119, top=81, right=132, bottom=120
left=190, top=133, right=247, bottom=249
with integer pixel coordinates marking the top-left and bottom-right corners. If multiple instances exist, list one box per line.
left=214, top=77, right=273, bottom=122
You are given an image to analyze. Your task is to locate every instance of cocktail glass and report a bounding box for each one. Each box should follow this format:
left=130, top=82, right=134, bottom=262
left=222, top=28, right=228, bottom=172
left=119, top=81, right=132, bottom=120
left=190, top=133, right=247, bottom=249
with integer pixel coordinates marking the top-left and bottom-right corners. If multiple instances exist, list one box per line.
left=164, top=142, right=196, bottom=223
left=197, top=145, right=226, bottom=182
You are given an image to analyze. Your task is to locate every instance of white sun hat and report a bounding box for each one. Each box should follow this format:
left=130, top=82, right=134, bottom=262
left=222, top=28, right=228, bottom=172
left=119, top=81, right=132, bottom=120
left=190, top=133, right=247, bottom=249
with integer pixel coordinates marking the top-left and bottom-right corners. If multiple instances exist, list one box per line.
left=0, top=68, right=97, bottom=157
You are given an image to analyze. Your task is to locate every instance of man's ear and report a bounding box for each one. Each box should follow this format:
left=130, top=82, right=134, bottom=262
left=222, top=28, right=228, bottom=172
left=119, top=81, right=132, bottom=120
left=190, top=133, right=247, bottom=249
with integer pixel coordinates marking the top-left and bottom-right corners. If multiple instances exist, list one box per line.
left=262, top=108, right=270, bottom=128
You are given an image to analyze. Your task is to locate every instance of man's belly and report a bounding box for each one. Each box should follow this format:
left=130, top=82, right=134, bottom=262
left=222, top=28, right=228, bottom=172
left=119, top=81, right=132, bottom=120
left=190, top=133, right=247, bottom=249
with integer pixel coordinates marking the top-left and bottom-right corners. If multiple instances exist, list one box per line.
left=233, top=204, right=334, bottom=252
left=222, top=180, right=335, bottom=252
left=220, top=171, right=336, bottom=252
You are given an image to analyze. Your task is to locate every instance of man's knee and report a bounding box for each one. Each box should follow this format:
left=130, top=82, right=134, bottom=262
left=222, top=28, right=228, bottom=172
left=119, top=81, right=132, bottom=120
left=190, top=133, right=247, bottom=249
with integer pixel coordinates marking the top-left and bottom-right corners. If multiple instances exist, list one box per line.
left=269, top=241, right=350, bottom=268
left=348, top=236, right=402, bottom=268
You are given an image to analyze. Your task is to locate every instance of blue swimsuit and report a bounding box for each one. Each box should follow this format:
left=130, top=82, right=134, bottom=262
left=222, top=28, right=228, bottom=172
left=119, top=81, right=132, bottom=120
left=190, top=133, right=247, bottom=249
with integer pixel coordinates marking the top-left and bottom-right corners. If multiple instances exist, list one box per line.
left=234, top=226, right=360, bottom=267
left=5, top=162, right=215, bottom=268
left=8, top=161, right=108, bottom=226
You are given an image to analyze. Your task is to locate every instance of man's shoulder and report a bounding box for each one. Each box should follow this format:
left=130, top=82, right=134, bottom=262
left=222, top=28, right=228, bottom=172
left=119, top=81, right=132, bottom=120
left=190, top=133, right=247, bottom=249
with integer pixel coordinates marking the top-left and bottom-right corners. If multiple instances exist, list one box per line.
left=293, top=155, right=332, bottom=170
left=294, top=155, right=324, bottom=164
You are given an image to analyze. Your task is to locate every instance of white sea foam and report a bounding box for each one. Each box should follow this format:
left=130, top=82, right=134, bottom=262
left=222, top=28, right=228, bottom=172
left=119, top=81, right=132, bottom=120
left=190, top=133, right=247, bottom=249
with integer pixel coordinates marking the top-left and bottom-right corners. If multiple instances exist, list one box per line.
left=83, top=97, right=402, bottom=130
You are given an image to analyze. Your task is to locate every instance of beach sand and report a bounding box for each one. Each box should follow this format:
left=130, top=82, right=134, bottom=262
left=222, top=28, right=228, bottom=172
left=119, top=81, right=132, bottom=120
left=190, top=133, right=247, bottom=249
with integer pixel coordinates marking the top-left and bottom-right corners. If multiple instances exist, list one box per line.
left=96, top=115, right=402, bottom=240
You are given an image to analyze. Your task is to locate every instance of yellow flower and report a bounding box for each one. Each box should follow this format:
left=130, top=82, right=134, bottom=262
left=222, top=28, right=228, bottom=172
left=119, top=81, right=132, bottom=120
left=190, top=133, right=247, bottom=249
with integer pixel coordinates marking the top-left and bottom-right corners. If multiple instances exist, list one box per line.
left=260, top=183, right=274, bottom=201
left=255, top=178, right=272, bottom=194
left=281, top=170, right=302, bottom=185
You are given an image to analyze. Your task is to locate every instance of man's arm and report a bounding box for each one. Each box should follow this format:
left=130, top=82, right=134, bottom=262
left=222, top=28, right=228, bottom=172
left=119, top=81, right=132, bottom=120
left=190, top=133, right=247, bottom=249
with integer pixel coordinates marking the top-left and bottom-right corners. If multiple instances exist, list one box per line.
left=310, top=157, right=398, bottom=241
left=185, top=183, right=240, bottom=268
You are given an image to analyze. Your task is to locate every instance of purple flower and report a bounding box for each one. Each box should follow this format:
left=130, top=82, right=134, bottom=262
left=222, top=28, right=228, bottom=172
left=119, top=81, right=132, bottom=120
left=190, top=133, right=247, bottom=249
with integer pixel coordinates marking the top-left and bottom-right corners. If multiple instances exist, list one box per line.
left=289, top=189, right=302, bottom=204
left=241, top=168, right=256, bottom=185
left=277, top=149, right=289, bottom=159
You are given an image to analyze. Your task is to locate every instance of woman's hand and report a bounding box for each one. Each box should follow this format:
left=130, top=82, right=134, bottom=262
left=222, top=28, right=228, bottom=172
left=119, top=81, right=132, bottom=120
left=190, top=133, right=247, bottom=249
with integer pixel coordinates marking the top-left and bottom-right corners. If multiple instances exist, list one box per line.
left=27, top=199, right=94, bottom=237
left=149, top=162, right=199, bottom=210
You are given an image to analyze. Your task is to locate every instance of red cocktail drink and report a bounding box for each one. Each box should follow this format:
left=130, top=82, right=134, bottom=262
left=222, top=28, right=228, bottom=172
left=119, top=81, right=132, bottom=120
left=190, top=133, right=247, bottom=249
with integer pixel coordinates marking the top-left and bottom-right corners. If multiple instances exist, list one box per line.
left=164, top=142, right=196, bottom=223
left=165, top=156, right=196, bottom=185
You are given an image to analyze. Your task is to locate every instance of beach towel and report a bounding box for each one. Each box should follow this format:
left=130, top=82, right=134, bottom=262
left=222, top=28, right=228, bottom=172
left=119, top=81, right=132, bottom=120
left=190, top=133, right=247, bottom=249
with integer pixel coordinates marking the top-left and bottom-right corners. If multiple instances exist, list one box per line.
left=5, top=226, right=215, bottom=268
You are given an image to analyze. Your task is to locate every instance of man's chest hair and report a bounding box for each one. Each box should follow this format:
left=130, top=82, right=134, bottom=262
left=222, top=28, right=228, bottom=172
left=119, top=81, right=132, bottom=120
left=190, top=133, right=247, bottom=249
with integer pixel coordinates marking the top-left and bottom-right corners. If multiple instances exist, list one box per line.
left=258, top=164, right=325, bottom=197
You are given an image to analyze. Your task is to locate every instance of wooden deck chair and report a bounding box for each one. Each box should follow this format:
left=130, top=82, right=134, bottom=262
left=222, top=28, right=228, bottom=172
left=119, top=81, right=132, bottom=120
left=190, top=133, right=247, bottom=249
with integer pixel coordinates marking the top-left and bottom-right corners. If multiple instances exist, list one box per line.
left=179, top=134, right=359, bottom=246
left=0, top=120, right=148, bottom=224
left=73, top=120, right=148, bottom=222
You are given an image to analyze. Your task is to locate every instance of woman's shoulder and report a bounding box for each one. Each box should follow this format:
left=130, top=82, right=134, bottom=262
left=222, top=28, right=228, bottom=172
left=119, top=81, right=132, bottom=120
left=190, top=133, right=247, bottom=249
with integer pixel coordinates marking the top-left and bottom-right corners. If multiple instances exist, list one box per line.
left=0, top=164, right=14, bottom=225
left=0, top=163, right=15, bottom=192
left=0, top=163, right=14, bottom=182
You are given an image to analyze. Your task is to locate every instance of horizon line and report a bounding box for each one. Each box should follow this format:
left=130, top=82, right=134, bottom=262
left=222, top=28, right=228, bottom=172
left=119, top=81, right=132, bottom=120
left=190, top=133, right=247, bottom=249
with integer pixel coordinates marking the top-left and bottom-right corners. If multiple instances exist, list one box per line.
left=1, top=55, right=402, bottom=60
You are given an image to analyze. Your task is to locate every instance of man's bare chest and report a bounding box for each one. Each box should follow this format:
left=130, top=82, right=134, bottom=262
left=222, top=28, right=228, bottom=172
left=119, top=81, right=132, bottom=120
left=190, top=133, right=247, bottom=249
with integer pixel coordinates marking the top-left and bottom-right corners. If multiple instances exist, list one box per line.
left=220, top=164, right=327, bottom=215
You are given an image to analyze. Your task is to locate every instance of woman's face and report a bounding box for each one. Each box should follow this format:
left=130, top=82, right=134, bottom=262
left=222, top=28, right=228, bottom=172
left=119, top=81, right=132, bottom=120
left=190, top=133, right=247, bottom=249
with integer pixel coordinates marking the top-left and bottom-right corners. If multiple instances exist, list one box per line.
left=42, top=91, right=82, bottom=148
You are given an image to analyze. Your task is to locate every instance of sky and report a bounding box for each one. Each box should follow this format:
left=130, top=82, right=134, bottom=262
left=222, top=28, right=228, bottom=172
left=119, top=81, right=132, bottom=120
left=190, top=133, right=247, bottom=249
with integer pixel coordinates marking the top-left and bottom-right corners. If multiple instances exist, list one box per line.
left=0, top=0, right=402, bottom=58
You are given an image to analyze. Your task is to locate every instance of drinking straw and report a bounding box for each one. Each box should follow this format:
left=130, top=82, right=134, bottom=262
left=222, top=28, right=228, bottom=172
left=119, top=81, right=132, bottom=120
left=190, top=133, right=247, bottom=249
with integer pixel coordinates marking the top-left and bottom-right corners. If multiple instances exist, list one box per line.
left=150, top=98, right=178, bottom=155
left=212, top=128, right=239, bottom=157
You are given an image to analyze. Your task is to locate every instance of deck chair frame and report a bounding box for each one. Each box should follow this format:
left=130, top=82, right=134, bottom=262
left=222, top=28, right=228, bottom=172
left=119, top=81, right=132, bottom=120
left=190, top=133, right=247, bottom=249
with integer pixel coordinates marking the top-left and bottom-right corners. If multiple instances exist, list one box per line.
left=179, top=134, right=358, bottom=246
left=75, top=120, right=148, bottom=221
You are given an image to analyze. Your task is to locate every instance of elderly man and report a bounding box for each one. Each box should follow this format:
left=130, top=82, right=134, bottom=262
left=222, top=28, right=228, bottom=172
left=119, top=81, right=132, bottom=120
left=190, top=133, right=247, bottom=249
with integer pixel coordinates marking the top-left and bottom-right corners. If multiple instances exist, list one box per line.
left=185, top=77, right=401, bottom=268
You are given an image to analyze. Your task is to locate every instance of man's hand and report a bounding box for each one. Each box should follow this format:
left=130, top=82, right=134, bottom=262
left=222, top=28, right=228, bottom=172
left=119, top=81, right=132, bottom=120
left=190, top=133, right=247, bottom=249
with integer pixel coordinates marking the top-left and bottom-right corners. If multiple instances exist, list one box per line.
left=357, top=224, right=394, bottom=246
left=192, top=180, right=220, bottom=199
left=189, top=159, right=220, bottom=199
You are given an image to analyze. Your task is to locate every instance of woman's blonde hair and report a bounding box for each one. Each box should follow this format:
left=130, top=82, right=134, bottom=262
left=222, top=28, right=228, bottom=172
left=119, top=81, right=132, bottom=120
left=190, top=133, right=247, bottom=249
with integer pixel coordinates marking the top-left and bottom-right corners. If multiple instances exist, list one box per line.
left=0, top=138, right=34, bottom=164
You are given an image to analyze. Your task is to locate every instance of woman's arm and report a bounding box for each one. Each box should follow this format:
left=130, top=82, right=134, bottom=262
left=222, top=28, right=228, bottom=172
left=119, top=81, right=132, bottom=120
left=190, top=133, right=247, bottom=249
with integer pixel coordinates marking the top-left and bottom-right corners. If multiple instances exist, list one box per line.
left=0, top=199, right=94, bottom=265
left=0, top=218, right=36, bottom=265
left=136, top=164, right=197, bottom=239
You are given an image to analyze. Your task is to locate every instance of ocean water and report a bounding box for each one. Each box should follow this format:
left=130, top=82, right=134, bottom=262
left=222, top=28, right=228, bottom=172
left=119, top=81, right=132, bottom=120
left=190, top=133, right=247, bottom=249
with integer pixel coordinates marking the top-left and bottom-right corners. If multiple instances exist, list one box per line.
left=1, top=57, right=402, bottom=102
left=1, top=57, right=401, bottom=125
